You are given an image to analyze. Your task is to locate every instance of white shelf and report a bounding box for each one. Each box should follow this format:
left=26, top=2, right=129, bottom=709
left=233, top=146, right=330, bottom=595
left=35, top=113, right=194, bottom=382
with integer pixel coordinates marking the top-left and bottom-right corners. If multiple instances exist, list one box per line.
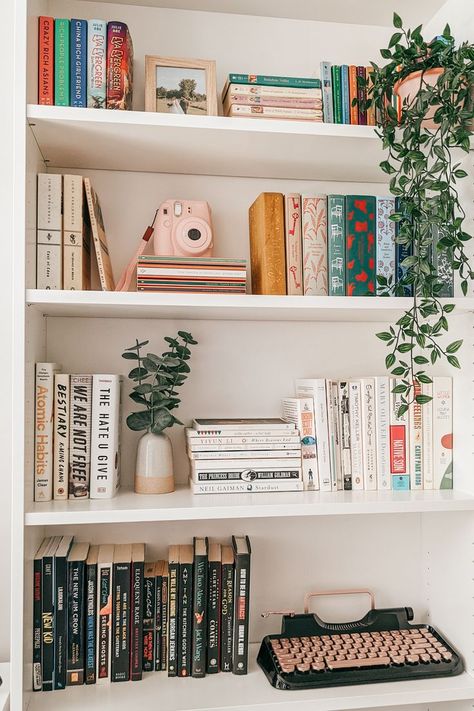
left=27, top=105, right=386, bottom=182
left=26, top=290, right=474, bottom=323
left=25, top=485, right=474, bottom=526
left=26, top=646, right=474, bottom=711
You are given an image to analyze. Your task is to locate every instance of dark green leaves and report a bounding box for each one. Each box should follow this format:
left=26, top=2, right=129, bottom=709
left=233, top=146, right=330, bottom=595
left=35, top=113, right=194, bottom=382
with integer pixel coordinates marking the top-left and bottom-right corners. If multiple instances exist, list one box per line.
left=393, top=12, right=403, bottom=28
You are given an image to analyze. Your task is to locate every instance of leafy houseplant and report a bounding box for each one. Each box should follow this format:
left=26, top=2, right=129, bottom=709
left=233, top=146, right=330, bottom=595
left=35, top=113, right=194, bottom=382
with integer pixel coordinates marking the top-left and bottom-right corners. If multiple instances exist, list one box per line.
left=122, top=330, right=197, bottom=494
left=363, top=16, right=474, bottom=413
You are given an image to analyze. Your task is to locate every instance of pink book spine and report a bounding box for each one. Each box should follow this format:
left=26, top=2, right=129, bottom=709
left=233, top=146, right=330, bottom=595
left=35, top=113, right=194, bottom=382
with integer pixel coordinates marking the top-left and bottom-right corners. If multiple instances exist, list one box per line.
left=285, top=194, right=303, bottom=295
left=302, top=196, right=328, bottom=295
left=227, top=95, right=322, bottom=108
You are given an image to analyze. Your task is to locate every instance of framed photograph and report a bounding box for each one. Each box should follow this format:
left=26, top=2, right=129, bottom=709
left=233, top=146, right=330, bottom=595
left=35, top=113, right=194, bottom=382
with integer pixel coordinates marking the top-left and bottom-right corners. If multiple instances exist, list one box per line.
left=145, top=55, right=217, bottom=116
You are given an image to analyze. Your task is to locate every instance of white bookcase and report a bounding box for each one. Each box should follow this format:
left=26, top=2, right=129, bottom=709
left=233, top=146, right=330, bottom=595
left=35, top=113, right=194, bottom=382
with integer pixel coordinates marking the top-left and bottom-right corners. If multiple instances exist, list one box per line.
left=11, top=0, right=474, bottom=710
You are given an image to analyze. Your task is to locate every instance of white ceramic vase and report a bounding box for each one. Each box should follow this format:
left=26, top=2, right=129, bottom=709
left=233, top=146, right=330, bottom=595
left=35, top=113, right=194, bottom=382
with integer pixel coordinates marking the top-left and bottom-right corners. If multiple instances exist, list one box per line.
left=134, top=431, right=175, bottom=495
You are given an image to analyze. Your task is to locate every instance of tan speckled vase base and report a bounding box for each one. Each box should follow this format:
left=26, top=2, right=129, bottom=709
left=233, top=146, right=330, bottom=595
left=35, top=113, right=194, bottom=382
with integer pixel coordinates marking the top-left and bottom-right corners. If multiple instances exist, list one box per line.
left=135, top=474, right=175, bottom=494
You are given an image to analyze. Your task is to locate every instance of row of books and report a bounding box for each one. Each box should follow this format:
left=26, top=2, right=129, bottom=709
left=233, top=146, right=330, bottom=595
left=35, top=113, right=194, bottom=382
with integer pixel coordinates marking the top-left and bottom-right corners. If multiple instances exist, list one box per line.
left=33, top=535, right=251, bottom=692
left=36, top=173, right=115, bottom=291
left=221, top=73, right=323, bottom=122
left=320, top=62, right=376, bottom=126
left=38, top=17, right=133, bottom=109
left=249, top=192, right=453, bottom=297
left=137, top=255, right=247, bottom=294
left=187, top=419, right=302, bottom=494
left=34, top=364, right=122, bottom=502
left=284, top=377, right=453, bottom=492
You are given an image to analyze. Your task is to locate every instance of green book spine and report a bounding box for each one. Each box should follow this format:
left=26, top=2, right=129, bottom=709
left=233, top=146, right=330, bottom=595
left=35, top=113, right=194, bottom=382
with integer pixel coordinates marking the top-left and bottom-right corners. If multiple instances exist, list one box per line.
left=328, top=196, right=346, bottom=296
left=331, top=66, right=342, bottom=123
left=228, top=73, right=321, bottom=89
left=54, top=19, right=70, bottom=106
left=345, top=195, right=376, bottom=296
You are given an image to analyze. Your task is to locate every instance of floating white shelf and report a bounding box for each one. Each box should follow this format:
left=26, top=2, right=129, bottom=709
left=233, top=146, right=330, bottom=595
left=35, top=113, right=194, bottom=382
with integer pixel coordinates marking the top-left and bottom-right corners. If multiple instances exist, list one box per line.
left=25, top=646, right=474, bottom=711
left=25, top=485, right=474, bottom=526
left=26, top=290, right=474, bottom=323
left=27, top=105, right=386, bottom=182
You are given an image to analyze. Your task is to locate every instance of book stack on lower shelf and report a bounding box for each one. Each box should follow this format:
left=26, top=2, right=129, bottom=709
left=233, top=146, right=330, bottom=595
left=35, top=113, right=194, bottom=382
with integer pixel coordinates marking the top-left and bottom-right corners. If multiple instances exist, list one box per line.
left=137, top=256, right=247, bottom=294
left=187, top=419, right=302, bottom=494
left=33, top=534, right=251, bottom=691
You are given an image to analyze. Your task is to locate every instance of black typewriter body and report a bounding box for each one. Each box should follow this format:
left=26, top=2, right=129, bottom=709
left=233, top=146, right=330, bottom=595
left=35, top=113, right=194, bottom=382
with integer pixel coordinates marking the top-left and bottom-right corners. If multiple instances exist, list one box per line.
left=257, top=606, right=464, bottom=690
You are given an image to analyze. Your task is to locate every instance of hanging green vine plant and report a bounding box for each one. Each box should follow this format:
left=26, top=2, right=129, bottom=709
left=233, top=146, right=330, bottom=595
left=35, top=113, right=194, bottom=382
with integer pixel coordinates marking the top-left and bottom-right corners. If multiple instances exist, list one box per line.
left=363, top=15, right=474, bottom=414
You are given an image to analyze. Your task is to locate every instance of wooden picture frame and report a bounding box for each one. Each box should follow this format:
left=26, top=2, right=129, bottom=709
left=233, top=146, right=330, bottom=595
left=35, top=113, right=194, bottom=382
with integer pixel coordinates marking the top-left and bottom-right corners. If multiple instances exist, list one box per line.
left=145, top=55, right=218, bottom=116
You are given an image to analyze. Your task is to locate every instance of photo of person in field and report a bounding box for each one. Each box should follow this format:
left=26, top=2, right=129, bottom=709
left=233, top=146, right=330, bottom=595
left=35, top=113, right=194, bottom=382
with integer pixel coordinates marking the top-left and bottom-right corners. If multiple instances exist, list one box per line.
left=155, top=66, right=207, bottom=115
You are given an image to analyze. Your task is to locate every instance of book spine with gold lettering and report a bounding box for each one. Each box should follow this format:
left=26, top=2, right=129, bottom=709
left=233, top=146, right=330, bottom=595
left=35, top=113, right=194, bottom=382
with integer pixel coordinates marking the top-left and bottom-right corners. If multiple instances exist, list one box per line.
left=249, top=193, right=286, bottom=295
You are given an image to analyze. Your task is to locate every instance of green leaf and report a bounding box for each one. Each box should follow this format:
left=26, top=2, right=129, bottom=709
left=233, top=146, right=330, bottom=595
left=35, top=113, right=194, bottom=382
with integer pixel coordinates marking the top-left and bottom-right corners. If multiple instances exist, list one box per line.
left=126, top=411, right=151, bottom=431
left=398, top=343, right=414, bottom=353
left=414, top=355, right=429, bottom=365
left=393, top=12, right=402, bottom=28
left=129, top=391, right=148, bottom=405
left=122, top=352, right=139, bottom=360
left=389, top=32, right=402, bottom=48
left=125, top=340, right=149, bottom=351
left=392, top=384, right=407, bottom=394
left=447, top=355, right=461, bottom=368
left=416, top=394, right=433, bottom=404
left=443, top=303, right=455, bottom=313
left=385, top=353, right=396, bottom=368
left=380, top=48, right=392, bottom=59
left=142, top=358, right=159, bottom=372
left=454, top=169, right=468, bottom=178
left=376, top=331, right=393, bottom=341
left=397, top=404, right=409, bottom=417
left=446, top=340, right=462, bottom=353
left=134, top=383, right=152, bottom=394
left=128, top=367, right=149, bottom=381
left=391, top=366, right=405, bottom=376
left=150, top=408, right=175, bottom=434
left=416, top=374, right=432, bottom=384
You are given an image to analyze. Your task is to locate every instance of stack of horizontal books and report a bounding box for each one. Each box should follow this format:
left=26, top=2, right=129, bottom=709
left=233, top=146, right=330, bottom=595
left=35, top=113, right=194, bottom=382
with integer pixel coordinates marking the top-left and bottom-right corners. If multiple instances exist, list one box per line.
left=222, top=73, right=323, bottom=122
left=137, top=256, right=247, bottom=294
left=186, top=418, right=302, bottom=494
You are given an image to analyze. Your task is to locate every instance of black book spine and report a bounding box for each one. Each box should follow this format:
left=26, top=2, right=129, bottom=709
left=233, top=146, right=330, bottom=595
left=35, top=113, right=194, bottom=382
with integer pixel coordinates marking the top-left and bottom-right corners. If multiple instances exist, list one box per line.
left=220, top=561, right=234, bottom=672
left=178, top=560, right=193, bottom=676
left=232, top=543, right=251, bottom=675
left=54, top=553, right=68, bottom=689
left=67, top=559, right=86, bottom=685
left=154, top=572, right=163, bottom=671
left=191, top=553, right=208, bottom=677
left=41, top=552, right=55, bottom=691
left=97, top=565, right=112, bottom=681
left=167, top=561, right=179, bottom=676
left=85, top=561, right=97, bottom=684
left=130, top=560, right=144, bottom=681
left=206, top=560, right=221, bottom=674
left=160, top=573, right=168, bottom=671
left=33, top=557, right=42, bottom=691
left=112, top=561, right=131, bottom=681
left=142, top=573, right=155, bottom=672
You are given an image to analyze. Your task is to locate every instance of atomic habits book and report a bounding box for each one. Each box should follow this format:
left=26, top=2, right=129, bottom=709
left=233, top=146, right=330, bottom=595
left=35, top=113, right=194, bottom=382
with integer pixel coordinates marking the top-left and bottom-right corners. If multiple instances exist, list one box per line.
left=35, top=362, right=61, bottom=502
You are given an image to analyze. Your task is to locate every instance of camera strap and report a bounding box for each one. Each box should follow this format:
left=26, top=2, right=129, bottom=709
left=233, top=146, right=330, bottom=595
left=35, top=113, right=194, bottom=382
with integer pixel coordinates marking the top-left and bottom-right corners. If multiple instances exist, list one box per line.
left=115, top=210, right=159, bottom=292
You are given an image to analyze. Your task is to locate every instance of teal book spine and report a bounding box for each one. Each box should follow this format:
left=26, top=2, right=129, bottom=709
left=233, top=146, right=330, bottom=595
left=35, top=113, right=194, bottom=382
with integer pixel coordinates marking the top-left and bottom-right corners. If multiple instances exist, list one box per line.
left=227, top=73, right=321, bottom=89
left=54, top=19, right=70, bottom=106
left=327, top=195, right=345, bottom=296
left=340, top=65, right=350, bottom=124
left=331, top=66, right=342, bottom=123
left=345, top=195, right=376, bottom=296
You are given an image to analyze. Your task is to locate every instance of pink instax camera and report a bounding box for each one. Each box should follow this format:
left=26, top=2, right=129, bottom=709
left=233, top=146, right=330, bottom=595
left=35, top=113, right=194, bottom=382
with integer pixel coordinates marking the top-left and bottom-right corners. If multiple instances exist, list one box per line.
left=154, top=200, right=214, bottom=257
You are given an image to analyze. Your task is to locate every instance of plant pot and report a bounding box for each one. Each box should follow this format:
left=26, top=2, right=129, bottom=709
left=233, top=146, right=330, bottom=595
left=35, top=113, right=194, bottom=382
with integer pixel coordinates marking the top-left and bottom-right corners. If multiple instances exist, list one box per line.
left=134, top=431, right=175, bottom=495
left=394, top=67, right=474, bottom=130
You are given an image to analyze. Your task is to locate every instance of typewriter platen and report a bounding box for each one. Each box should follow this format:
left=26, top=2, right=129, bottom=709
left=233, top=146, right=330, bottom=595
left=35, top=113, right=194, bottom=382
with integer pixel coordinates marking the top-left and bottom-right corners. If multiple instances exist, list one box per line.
left=257, top=590, right=463, bottom=690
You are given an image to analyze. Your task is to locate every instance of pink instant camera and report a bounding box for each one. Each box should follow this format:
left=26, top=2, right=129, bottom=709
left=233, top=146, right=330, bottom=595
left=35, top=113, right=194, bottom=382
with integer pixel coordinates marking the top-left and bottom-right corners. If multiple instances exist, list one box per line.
left=154, top=200, right=214, bottom=257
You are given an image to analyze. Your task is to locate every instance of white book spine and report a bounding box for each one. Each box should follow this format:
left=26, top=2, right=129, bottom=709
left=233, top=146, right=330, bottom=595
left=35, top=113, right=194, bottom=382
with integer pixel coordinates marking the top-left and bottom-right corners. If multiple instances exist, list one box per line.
left=90, top=375, right=122, bottom=499
left=63, top=174, right=85, bottom=290
left=375, top=377, right=391, bottom=490
left=190, top=479, right=303, bottom=494
left=227, top=83, right=322, bottom=98
left=281, top=397, right=318, bottom=490
left=348, top=381, right=364, bottom=490
left=389, top=379, right=410, bottom=490
left=34, top=363, right=61, bottom=501
left=433, top=377, right=453, bottom=489
left=422, top=382, right=434, bottom=489
left=87, top=20, right=107, bottom=108
left=360, top=378, right=377, bottom=490
left=410, top=380, right=423, bottom=490
left=188, top=449, right=301, bottom=460
left=69, top=374, right=93, bottom=499
left=37, top=174, right=62, bottom=289
left=338, top=381, right=352, bottom=490
left=326, top=381, right=342, bottom=490
left=284, top=194, right=303, bottom=296
left=188, top=429, right=296, bottom=439
left=191, top=457, right=301, bottom=471
left=295, top=379, right=331, bottom=491
left=186, top=439, right=300, bottom=450
left=193, top=420, right=295, bottom=432
left=53, top=374, right=69, bottom=500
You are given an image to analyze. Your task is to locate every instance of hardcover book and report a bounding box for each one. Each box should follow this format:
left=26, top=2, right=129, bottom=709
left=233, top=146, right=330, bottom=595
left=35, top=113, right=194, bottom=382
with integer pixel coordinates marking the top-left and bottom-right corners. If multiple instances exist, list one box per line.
left=390, top=379, right=410, bottom=490
left=356, top=66, right=367, bottom=125
left=232, top=536, right=251, bottom=675
left=111, top=544, right=132, bottom=682
left=53, top=374, right=69, bottom=501
left=189, top=448, right=300, bottom=460
left=38, top=17, right=54, bottom=105
left=87, top=20, right=107, bottom=108
left=191, top=538, right=208, bottom=678
left=84, top=178, right=115, bottom=290
left=190, top=479, right=303, bottom=494
left=376, top=197, right=396, bottom=294
left=90, top=374, right=122, bottom=499
left=33, top=537, right=52, bottom=692
left=295, top=379, right=332, bottom=491
left=161, top=562, right=169, bottom=671
left=42, top=536, right=62, bottom=691
left=331, top=65, right=342, bottom=124
left=167, top=545, right=180, bottom=676
left=223, top=74, right=321, bottom=96
left=69, top=374, right=93, bottom=499
left=67, top=542, right=90, bottom=685
left=224, top=93, right=321, bottom=108
left=302, top=196, right=328, bottom=295
left=281, top=397, right=318, bottom=491
left=228, top=105, right=322, bottom=119
left=35, top=362, right=61, bottom=502
left=106, top=22, right=133, bottom=110
left=142, top=562, right=156, bottom=673
left=433, top=377, right=453, bottom=489
left=410, top=380, right=423, bottom=490
left=178, top=545, right=193, bottom=677
left=423, top=382, right=434, bottom=489
left=96, top=544, right=114, bottom=683
left=191, top=457, right=301, bottom=473
left=326, top=380, right=342, bottom=490
left=54, top=535, right=74, bottom=690
left=375, top=376, right=391, bottom=490
left=225, top=83, right=322, bottom=99
left=249, top=193, right=286, bottom=295
left=63, top=174, right=91, bottom=291
left=348, top=381, right=364, bottom=490
left=345, top=195, right=376, bottom=296
left=193, top=418, right=295, bottom=432
left=337, top=381, right=352, bottom=490
left=54, top=19, right=70, bottom=106
left=154, top=561, right=164, bottom=671
left=395, top=197, right=413, bottom=296
left=85, top=545, right=99, bottom=685
left=220, top=545, right=234, bottom=672
left=320, top=61, right=334, bottom=123
left=130, top=543, right=144, bottom=681
left=340, top=65, right=350, bottom=124
left=207, top=543, right=221, bottom=673
left=70, top=19, right=87, bottom=107
left=284, top=194, right=303, bottom=295
left=327, top=195, right=345, bottom=296
left=37, top=173, right=62, bottom=290
left=360, top=378, right=377, bottom=490
left=349, top=66, right=358, bottom=124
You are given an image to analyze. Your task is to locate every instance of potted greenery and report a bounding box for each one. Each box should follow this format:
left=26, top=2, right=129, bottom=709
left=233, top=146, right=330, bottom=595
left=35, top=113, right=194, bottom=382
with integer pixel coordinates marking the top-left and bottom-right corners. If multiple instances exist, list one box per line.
left=363, top=16, right=474, bottom=412
left=122, top=330, right=197, bottom=494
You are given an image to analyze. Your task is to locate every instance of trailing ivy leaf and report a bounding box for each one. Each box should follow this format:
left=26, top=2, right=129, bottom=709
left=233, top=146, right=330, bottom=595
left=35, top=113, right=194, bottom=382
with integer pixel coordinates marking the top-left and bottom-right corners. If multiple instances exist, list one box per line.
left=447, top=355, right=461, bottom=368
left=385, top=353, right=396, bottom=368
left=389, top=32, right=403, bottom=48
left=398, top=343, right=414, bottom=353
left=416, top=394, right=433, bottom=404
left=393, top=12, right=403, bottom=28
left=397, top=404, right=409, bottom=417
left=392, top=384, right=408, bottom=394
left=446, top=340, right=463, bottom=353
left=443, top=303, right=455, bottom=313
left=414, top=355, right=429, bottom=365
left=127, top=411, right=151, bottom=431
left=376, top=331, right=393, bottom=341
left=391, top=366, right=405, bottom=376
left=416, top=374, right=432, bottom=384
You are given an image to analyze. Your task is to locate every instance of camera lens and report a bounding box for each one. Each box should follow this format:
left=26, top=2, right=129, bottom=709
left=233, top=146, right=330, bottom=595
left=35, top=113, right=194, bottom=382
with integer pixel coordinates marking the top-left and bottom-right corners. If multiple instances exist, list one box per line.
left=187, top=228, right=202, bottom=241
